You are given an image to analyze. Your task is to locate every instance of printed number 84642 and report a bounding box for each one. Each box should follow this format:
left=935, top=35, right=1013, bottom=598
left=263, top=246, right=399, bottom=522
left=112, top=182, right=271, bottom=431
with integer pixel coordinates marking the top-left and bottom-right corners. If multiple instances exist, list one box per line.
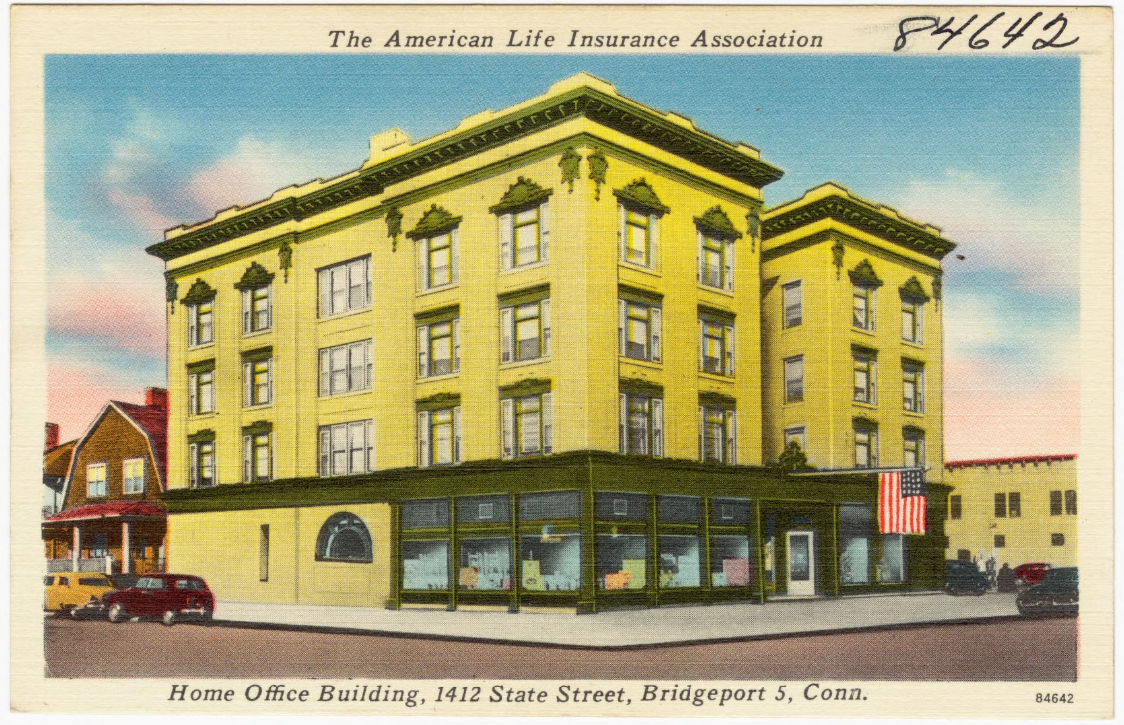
left=1036, top=694, right=1074, bottom=704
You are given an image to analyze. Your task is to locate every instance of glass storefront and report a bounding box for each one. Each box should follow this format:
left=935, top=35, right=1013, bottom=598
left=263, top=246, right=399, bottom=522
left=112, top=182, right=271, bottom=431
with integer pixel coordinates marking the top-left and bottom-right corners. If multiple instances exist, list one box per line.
left=710, top=535, right=752, bottom=587
left=840, top=504, right=872, bottom=585
left=459, top=537, right=511, bottom=590
left=879, top=533, right=905, bottom=583
left=520, top=532, right=580, bottom=591
left=658, top=535, right=701, bottom=587
left=402, top=540, right=449, bottom=590
left=596, top=534, right=648, bottom=590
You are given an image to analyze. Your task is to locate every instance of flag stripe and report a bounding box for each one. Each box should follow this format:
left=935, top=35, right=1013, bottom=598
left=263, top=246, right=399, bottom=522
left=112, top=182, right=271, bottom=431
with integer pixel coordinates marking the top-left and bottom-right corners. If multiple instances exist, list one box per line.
left=879, top=470, right=928, bottom=534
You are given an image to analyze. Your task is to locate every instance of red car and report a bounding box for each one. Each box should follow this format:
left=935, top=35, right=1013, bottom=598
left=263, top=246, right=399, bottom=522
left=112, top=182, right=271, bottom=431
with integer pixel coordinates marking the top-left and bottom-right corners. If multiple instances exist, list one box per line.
left=105, top=574, right=215, bottom=626
left=1014, top=562, right=1051, bottom=589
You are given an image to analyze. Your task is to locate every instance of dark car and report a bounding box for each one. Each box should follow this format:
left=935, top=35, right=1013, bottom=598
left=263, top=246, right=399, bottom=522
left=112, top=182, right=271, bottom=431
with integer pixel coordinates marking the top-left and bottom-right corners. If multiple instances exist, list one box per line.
left=1016, top=567, right=1078, bottom=616
left=945, top=559, right=989, bottom=595
left=105, top=574, right=215, bottom=626
left=1014, top=562, right=1051, bottom=590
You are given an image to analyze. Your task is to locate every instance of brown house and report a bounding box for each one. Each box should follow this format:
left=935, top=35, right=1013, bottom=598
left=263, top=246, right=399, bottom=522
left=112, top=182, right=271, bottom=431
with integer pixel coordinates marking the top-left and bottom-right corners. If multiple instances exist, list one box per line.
left=43, top=388, right=168, bottom=574
left=43, top=423, right=76, bottom=521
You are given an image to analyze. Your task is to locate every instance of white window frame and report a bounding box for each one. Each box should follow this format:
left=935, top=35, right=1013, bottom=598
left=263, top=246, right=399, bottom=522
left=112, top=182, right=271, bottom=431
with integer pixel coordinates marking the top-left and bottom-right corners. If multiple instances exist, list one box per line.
left=318, top=339, right=373, bottom=396
left=853, top=284, right=876, bottom=331
left=853, top=353, right=877, bottom=405
left=782, top=281, right=802, bottom=328
left=318, top=256, right=372, bottom=318
left=86, top=462, right=108, bottom=498
left=242, top=432, right=275, bottom=483
left=187, top=299, right=214, bottom=348
left=500, top=202, right=550, bottom=270
left=618, top=205, right=659, bottom=269
left=188, top=367, right=215, bottom=415
left=417, top=318, right=460, bottom=378
left=699, top=317, right=735, bottom=375
left=188, top=440, right=216, bottom=488
left=500, top=298, right=550, bottom=364
left=500, top=392, right=553, bottom=459
left=854, top=424, right=879, bottom=469
left=902, top=297, right=924, bottom=344
left=619, top=299, right=661, bottom=363
left=903, top=429, right=925, bottom=468
left=318, top=420, right=375, bottom=477
left=618, top=392, right=664, bottom=457
left=242, top=357, right=274, bottom=407
left=122, top=457, right=145, bottom=494
left=419, top=229, right=459, bottom=290
left=699, top=406, right=737, bottom=464
left=784, top=355, right=804, bottom=404
left=784, top=426, right=807, bottom=451
left=242, top=284, right=272, bottom=334
left=698, top=231, right=735, bottom=292
left=417, top=406, right=463, bottom=467
left=903, top=362, right=925, bottom=413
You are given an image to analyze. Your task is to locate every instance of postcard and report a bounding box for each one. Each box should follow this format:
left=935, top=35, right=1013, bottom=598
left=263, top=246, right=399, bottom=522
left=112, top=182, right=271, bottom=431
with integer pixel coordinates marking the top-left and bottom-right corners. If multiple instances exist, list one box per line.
left=10, top=4, right=1113, bottom=719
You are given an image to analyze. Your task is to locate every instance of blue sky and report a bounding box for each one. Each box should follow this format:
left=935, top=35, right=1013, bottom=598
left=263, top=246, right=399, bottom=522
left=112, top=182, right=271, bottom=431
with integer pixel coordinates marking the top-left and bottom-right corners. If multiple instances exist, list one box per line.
left=45, top=54, right=1080, bottom=457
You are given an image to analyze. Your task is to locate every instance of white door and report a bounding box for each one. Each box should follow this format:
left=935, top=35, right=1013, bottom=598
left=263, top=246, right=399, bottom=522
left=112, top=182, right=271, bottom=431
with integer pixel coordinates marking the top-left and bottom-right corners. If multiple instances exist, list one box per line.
left=787, top=531, right=816, bottom=596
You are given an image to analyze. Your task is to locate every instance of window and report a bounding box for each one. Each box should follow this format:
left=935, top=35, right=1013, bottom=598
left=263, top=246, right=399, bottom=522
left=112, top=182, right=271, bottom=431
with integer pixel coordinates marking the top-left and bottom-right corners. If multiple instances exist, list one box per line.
left=460, top=538, right=513, bottom=591
left=903, top=429, right=925, bottom=468
left=1065, top=489, right=1077, bottom=515
left=188, top=366, right=215, bottom=415
left=699, top=405, right=737, bottom=464
left=1008, top=491, right=1021, bottom=518
left=1050, top=490, right=1063, bottom=515
left=501, top=392, right=552, bottom=458
left=619, top=299, right=661, bottom=362
left=189, top=440, right=216, bottom=488
left=242, top=356, right=273, bottom=407
left=957, top=549, right=971, bottom=560
left=597, top=534, right=648, bottom=590
left=91, top=533, right=109, bottom=558
left=620, top=206, right=658, bottom=268
left=949, top=494, right=962, bottom=520
left=853, top=353, right=876, bottom=404
left=854, top=422, right=878, bottom=468
left=500, top=204, right=549, bottom=269
left=699, top=232, right=734, bottom=291
left=994, top=492, right=1007, bottom=518
left=853, top=284, right=875, bottom=330
left=315, top=512, right=373, bottom=563
left=123, top=457, right=145, bottom=494
left=840, top=504, right=872, bottom=585
left=319, top=339, right=373, bottom=396
left=418, top=406, right=462, bottom=467
left=903, top=362, right=925, bottom=413
left=259, top=525, right=269, bottom=582
left=242, top=284, right=271, bottom=334
left=403, top=540, right=450, bottom=589
left=242, top=431, right=273, bottom=483
left=417, top=318, right=460, bottom=377
left=420, top=230, right=457, bottom=290
left=784, top=356, right=804, bottom=403
left=187, top=299, right=214, bottom=347
left=318, top=420, right=374, bottom=477
left=1051, top=533, right=1065, bottom=546
left=619, top=392, right=664, bottom=456
left=500, top=297, right=550, bottom=363
left=902, top=297, right=923, bottom=343
left=520, top=533, right=580, bottom=591
left=86, top=463, right=107, bottom=497
left=994, top=534, right=1005, bottom=548
left=878, top=533, right=905, bottom=583
left=782, top=281, right=802, bottom=328
left=699, top=317, right=735, bottom=375
left=784, top=426, right=807, bottom=451
left=318, top=256, right=372, bottom=317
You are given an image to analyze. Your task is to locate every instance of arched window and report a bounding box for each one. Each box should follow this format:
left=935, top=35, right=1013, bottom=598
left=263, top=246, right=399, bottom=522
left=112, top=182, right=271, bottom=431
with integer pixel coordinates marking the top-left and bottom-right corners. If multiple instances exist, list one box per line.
left=315, top=512, right=373, bottom=563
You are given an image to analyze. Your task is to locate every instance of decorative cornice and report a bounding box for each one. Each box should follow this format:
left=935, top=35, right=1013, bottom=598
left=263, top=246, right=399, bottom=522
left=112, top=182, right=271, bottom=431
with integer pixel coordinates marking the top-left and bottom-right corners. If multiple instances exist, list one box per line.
left=848, top=259, right=883, bottom=288
left=559, top=147, right=581, bottom=193
left=180, top=279, right=216, bottom=305
left=899, top=276, right=931, bottom=302
left=405, top=205, right=462, bottom=240
left=587, top=148, right=608, bottom=200
left=417, top=392, right=462, bottom=411
left=763, top=193, right=955, bottom=260
left=185, top=359, right=215, bottom=373
left=619, top=377, right=664, bottom=397
left=241, top=346, right=273, bottom=362
left=699, top=391, right=737, bottom=408
left=499, top=378, right=552, bottom=397
left=241, top=420, right=274, bottom=436
left=489, top=177, right=553, bottom=214
left=187, top=429, right=215, bottom=444
left=233, top=261, right=275, bottom=290
left=694, top=205, right=742, bottom=239
left=613, top=178, right=669, bottom=214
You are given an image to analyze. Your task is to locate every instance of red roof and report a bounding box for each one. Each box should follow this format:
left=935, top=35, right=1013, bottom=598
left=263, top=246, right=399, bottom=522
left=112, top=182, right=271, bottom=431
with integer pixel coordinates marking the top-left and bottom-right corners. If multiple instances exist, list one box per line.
left=44, top=501, right=167, bottom=523
left=945, top=454, right=1077, bottom=470
left=112, top=400, right=168, bottom=487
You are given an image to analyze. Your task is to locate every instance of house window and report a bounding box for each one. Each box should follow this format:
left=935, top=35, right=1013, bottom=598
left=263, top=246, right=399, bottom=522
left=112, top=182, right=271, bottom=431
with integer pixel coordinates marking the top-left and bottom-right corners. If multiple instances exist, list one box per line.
left=994, top=534, right=1005, bottom=548
left=319, top=339, right=373, bottom=396
left=620, top=206, right=658, bottom=268
left=619, top=300, right=661, bottom=362
left=242, top=432, right=273, bottom=483
left=318, top=420, right=374, bottom=477
left=242, top=357, right=273, bottom=407
left=1051, top=533, right=1065, bottom=546
left=259, top=525, right=269, bottom=582
left=418, top=406, right=462, bottom=467
left=187, top=299, right=214, bottom=347
left=500, top=297, right=550, bottom=363
left=782, top=281, right=802, bottom=328
left=1065, top=489, right=1077, bottom=515
left=619, top=392, right=664, bottom=457
left=86, top=462, right=107, bottom=498
left=949, top=494, right=962, bottom=519
left=853, top=353, right=876, bottom=404
left=1050, top=490, right=1063, bottom=515
left=903, top=429, right=925, bottom=468
left=123, top=457, right=145, bottom=494
left=699, top=232, right=733, bottom=291
left=91, top=533, right=109, bottom=558
left=699, top=405, right=737, bottom=464
left=501, top=392, right=552, bottom=459
left=421, top=230, right=457, bottom=289
left=853, top=284, right=875, bottom=330
left=784, top=426, right=807, bottom=451
left=902, top=297, right=923, bottom=343
left=315, top=512, right=373, bottom=563
left=1008, top=491, right=1021, bottom=518
left=499, top=202, right=550, bottom=270
left=903, top=362, right=925, bottom=413
left=994, top=492, right=1007, bottom=518
left=854, top=422, right=878, bottom=468
left=700, top=317, right=735, bottom=375
left=188, top=440, right=216, bottom=488
left=318, top=256, right=372, bottom=317
left=784, top=356, right=804, bottom=403
left=188, top=366, right=215, bottom=415
left=417, top=318, right=460, bottom=377
left=242, top=284, right=271, bottom=334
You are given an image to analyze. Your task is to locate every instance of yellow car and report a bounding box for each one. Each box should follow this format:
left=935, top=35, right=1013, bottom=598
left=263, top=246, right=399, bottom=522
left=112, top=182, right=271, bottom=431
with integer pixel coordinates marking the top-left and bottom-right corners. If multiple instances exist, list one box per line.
left=44, top=572, right=116, bottom=612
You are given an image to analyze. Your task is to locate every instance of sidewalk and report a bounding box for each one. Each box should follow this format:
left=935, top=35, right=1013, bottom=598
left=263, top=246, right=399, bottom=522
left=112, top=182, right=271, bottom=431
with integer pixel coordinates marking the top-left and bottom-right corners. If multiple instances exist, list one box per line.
left=213, top=592, right=1021, bottom=647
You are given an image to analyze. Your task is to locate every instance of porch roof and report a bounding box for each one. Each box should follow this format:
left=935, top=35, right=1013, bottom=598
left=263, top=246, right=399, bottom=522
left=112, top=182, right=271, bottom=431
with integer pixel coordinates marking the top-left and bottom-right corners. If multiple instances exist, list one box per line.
left=44, top=501, right=167, bottom=523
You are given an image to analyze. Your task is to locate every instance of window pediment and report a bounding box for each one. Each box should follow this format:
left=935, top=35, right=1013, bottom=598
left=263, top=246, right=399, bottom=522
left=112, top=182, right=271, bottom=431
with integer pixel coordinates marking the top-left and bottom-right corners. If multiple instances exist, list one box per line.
left=234, top=262, right=274, bottom=290
left=694, top=206, right=742, bottom=240
left=489, top=176, right=553, bottom=214
left=406, top=205, right=462, bottom=240
left=242, top=420, right=273, bottom=436
left=848, top=259, right=883, bottom=288
left=181, top=279, right=216, bottom=305
left=899, top=276, right=930, bottom=302
left=614, top=178, right=669, bottom=215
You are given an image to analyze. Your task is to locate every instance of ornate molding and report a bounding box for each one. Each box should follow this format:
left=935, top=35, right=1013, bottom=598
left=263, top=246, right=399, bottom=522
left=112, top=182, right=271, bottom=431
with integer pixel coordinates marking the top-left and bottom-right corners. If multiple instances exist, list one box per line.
left=745, top=201, right=762, bottom=252
left=613, top=178, right=669, bottom=214
left=619, top=377, right=664, bottom=397
left=406, top=205, right=462, bottom=240
left=417, top=392, right=462, bottom=411
left=233, top=261, right=275, bottom=290
left=831, top=242, right=845, bottom=280
left=187, top=429, right=215, bottom=444
left=165, top=277, right=179, bottom=313
left=499, top=377, right=552, bottom=397
left=241, top=420, right=274, bottom=436
left=489, top=177, right=553, bottom=215
left=932, top=273, right=943, bottom=302
left=278, top=241, right=293, bottom=281
left=848, top=259, right=883, bottom=288
left=385, top=206, right=403, bottom=252
left=694, top=205, right=742, bottom=239
left=180, top=279, right=216, bottom=306
left=899, top=276, right=931, bottom=302
left=559, top=147, right=581, bottom=193
left=699, top=391, right=737, bottom=408
left=587, top=148, right=608, bottom=200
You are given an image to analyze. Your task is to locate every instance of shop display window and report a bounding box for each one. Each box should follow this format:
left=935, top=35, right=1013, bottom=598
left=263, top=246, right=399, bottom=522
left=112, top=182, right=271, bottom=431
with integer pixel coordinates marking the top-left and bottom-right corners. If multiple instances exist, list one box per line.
left=519, top=532, right=580, bottom=591
left=402, top=498, right=450, bottom=530
left=457, top=495, right=511, bottom=524
left=658, top=535, right=702, bottom=588
left=658, top=495, right=701, bottom=524
left=710, top=535, right=753, bottom=587
left=459, top=538, right=512, bottom=591
left=402, top=540, right=449, bottom=590
left=596, top=534, right=648, bottom=590
left=763, top=514, right=777, bottom=584
left=595, top=492, right=648, bottom=522
left=519, top=491, right=581, bottom=521
left=878, top=534, right=905, bottom=583
left=840, top=504, right=872, bottom=584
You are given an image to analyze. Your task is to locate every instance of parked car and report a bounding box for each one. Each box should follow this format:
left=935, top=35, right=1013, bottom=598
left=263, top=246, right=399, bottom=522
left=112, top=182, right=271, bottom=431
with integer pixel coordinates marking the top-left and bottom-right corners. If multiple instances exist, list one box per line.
left=105, top=574, right=215, bottom=626
left=945, top=560, right=989, bottom=596
left=1016, top=567, right=1078, bottom=616
left=44, top=572, right=116, bottom=612
left=1014, top=562, right=1051, bottom=590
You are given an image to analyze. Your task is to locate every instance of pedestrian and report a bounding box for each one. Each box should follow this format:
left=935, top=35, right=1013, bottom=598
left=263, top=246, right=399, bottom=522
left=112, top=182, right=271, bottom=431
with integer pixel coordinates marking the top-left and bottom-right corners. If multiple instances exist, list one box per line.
left=996, top=563, right=1016, bottom=593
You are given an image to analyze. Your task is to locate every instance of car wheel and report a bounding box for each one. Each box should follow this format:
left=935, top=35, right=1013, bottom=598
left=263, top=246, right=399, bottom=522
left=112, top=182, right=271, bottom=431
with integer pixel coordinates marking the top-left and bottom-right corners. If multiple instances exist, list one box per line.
left=200, top=609, right=213, bottom=624
left=108, top=603, right=126, bottom=623
left=162, top=610, right=176, bottom=627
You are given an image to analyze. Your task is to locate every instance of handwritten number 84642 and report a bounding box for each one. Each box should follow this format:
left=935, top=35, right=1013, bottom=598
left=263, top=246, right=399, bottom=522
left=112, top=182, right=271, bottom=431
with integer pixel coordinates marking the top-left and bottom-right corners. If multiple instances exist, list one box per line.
left=894, top=12, right=1079, bottom=52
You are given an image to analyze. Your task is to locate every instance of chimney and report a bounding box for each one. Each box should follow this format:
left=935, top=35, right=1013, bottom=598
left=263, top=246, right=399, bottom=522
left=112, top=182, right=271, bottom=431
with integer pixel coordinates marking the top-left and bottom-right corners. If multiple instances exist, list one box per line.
left=145, top=387, right=168, bottom=411
left=45, top=422, right=59, bottom=450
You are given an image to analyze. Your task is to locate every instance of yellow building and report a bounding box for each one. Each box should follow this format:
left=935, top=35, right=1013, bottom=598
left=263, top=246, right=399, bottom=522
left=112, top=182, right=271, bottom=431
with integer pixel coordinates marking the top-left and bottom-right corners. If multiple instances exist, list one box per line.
left=148, top=74, right=953, bottom=612
left=944, top=454, right=1078, bottom=571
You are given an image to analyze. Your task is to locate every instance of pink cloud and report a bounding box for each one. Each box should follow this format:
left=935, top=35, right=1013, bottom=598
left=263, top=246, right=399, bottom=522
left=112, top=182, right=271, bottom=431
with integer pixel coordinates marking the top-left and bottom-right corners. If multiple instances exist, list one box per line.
left=107, top=187, right=177, bottom=234
left=186, top=136, right=329, bottom=215
left=48, top=277, right=166, bottom=357
left=47, top=360, right=154, bottom=444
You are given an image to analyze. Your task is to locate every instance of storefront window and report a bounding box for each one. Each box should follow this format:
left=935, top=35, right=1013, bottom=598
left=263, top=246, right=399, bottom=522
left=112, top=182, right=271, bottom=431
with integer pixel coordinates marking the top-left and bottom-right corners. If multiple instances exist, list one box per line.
left=878, top=533, right=905, bottom=583
left=763, top=514, right=777, bottom=584
left=402, top=498, right=450, bottom=529
left=402, top=540, right=449, bottom=590
left=840, top=504, right=872, bottom=585
left=519, top=491, right=580, bottom=521
left=658, top=535, right=702, bottom=588
left=596, top=492, right=648, bottom=521
left=520, top=532, right=580, bottom=591
left=459, top=538, right=512, bottom=590
left=710, top=535, right=753, bottom=587
left=596, top=534, right=648, bottom=590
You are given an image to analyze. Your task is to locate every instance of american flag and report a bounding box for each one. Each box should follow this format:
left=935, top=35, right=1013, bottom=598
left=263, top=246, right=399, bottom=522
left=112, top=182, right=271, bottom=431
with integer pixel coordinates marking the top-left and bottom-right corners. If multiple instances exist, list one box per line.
left=879, top=469, right=928, bottom=534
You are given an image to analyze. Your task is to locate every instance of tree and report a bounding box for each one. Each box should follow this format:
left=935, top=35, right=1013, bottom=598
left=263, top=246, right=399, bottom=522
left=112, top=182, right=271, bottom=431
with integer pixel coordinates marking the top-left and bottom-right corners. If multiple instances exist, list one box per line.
left=777, top=440, right=814, bottom=472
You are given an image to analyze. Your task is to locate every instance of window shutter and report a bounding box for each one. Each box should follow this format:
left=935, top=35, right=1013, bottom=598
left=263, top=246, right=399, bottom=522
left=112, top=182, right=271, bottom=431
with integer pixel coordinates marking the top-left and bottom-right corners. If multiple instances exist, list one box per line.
left=539, top=203, right=549, bottom=262
left=542, top=392, right=553, bottom=454
left=242, top=289, right=251, bottom=334
left=727, top=410, right=738, bottom=464
left=619, top=393, right=627, bottom=453
left=651, top=307, right=662, bottom=362
left=453, top=318, right=460, bottom=372
left=618, top=300, right=627, bottom=355
left=188, top=373, right=197, bottom=414
left=649, top=213, right=659, bottom=268
left=319, top=349, right=330, bottom=396
left=318, top=428, right=330, bottom=476
left=243, top=362, right=252, bottom=407
left=453, top=405, right=462, bottom=463
left=725, top=323, right=735, bottom=375
left=243, top=435, right=252, bottom=482
left=417, top=325, right=429, bottom=378
left=618, top=204, right=627, bottom=262
left=188, top=306, right=197, bottom=346
left=450, top=227, right=460, bottom=284
left=417, top=236, right=428, bottom=290
left=318, top=268, right=331, bottom=317
left=500, top=306, right=514, bottom=363
left=499, top=213, right=514, bottom=271
left=417, top=411, right=430, bottom=467
left=501, top=398, right=515, bottom=459
left=652, top=398, right=664, bottom=457
left=189, top=443, right=198, bottom=487
left=541, top=299, right=551, bottom=357
left=698, top=406, right=705, bottom=461
left=697, top=231, right=704, bottom=283
left=725, top=240, right=735, bottom=292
